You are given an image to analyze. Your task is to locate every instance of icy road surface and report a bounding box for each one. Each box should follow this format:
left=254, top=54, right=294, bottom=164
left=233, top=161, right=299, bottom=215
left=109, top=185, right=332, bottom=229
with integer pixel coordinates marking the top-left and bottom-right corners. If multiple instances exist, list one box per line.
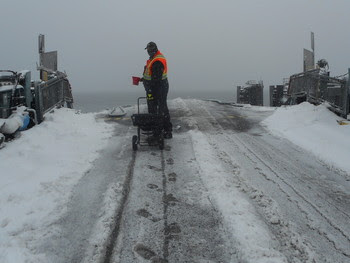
left=41, top=99, right=349, bottom=263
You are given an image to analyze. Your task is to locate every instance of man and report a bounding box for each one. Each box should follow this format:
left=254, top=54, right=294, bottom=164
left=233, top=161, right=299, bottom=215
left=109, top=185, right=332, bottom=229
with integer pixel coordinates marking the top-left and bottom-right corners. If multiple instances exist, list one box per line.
left=140, top=42, right=172, bottom=139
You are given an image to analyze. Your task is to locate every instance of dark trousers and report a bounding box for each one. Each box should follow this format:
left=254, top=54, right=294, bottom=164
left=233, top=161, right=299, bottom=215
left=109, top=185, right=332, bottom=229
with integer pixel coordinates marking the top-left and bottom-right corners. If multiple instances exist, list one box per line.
left=146, top=80, right=172, bottom=133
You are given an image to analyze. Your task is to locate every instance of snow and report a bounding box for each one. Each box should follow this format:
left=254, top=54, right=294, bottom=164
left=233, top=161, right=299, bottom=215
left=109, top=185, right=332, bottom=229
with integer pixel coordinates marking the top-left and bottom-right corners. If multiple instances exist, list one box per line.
left=0, top=100, right=349, bottom=262
left=189, top=130, right=288, bottom=263
left=0, top=85, right=15, bottom=92
left=0, top=108, right=114, bottom=262
left=262, top=102, right=350, bottom=174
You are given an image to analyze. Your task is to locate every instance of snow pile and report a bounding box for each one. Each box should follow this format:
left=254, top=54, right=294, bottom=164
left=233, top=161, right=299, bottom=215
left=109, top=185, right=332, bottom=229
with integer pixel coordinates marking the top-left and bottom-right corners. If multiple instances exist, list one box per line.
left=262, top=102, right=350, bottom=174
left=0, top=108, right=114, bottom=262
left=242, top=104, right=276, bottom=112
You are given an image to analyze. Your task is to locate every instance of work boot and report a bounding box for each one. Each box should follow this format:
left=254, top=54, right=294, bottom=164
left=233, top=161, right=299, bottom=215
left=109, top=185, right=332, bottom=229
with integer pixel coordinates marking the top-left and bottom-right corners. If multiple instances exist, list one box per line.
left=164, top=131, right=172, bottom=139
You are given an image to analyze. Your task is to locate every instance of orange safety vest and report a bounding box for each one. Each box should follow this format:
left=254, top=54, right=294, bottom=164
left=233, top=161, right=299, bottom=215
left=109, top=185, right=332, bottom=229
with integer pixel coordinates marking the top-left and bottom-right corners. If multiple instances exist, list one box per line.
left=143, top=50, right=168, bottom=81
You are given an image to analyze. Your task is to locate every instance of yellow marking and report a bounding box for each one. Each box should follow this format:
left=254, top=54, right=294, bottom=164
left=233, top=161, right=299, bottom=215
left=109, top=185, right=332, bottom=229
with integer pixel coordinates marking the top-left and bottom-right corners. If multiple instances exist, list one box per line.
left=337, top=120, right=350, bottom=125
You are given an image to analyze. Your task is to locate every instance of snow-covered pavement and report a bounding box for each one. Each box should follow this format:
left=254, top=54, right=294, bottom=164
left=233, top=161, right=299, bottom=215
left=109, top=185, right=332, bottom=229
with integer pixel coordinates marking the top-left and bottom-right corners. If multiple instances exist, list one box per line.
left=0, top=109, right=114, bottom=262
left=0, top=99, right=349, bottom=262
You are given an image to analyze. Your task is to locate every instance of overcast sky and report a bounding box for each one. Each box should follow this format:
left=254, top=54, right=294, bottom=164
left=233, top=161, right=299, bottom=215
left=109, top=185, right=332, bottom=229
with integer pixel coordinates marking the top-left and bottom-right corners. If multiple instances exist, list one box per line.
left=2, top=0, right=350, bottom=97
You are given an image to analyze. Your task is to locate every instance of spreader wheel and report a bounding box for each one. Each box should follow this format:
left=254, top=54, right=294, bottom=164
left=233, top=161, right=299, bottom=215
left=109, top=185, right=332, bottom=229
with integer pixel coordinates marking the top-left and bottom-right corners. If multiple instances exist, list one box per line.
left=159, top=133, right=164, bottom=150
left=132, top=135, right=138, bottom=151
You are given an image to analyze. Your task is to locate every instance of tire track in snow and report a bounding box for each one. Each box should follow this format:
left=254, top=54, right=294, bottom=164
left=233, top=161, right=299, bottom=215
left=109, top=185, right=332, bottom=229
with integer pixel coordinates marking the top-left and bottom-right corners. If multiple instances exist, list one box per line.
left=102, top=150, right=137, bottom=263
left=160, top=129, right=238, bottom=262
left=240, top=133, right=350, bottom=221
left=100, top=146, right=172, bottom=263
left=231, top=133, right=350, bottom=258
left=161, top=150, right=170, bottom=261
left=190, top=100, right=350, bottom=260
left=183, top=100, right=289, bottom=263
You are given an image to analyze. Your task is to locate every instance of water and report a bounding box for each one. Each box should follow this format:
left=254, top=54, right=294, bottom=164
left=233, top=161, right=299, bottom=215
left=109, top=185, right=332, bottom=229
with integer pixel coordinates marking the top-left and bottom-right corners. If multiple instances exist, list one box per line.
left=73, top=90, right=236, bottom=113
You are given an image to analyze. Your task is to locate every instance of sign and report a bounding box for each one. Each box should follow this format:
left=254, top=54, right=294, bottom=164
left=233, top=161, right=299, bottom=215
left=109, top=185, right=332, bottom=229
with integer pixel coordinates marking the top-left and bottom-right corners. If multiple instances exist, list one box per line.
left=303, top=49, right=314, bottom=72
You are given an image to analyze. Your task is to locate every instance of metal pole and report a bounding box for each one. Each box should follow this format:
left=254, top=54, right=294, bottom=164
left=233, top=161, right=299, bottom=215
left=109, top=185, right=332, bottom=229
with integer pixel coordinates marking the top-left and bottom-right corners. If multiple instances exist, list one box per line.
left=346, top=68, right=350, bottom=118
left=38, top=34, right=45, bottom=80
left=38, top=34, right=45, bottom=54
left=311, top=32, right=315, bottom=69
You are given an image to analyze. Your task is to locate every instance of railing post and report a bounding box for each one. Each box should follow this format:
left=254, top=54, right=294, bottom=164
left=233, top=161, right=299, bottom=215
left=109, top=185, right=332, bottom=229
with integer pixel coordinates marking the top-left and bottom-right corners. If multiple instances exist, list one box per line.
left=346, top=68, right=350, bottom=118
left=34, top=82, right=43, bottom=123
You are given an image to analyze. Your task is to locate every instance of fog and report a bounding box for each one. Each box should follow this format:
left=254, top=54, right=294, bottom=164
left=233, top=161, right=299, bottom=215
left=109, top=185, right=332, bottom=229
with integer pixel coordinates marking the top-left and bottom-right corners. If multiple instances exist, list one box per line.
left=2, top=0, right=350, bottom=102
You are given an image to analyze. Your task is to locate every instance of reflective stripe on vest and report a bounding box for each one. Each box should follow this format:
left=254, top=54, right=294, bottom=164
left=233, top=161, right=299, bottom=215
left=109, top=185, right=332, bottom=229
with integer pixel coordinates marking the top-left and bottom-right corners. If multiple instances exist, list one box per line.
left=143, top=51, right=168, bottom=81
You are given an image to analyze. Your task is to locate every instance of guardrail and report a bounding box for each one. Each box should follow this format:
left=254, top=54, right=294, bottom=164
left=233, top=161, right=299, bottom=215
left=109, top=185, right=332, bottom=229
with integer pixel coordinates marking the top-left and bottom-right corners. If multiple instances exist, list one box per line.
left=35, top=72, right=73, bottom=123
left=288, top=69, right=349, bottom=118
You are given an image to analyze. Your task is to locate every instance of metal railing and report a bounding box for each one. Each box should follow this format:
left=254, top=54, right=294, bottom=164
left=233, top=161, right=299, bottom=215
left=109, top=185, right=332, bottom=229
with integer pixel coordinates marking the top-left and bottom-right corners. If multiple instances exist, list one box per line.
left=288, top=69, right=349, bottom=118
left=34, top=72, right=74, bottom=122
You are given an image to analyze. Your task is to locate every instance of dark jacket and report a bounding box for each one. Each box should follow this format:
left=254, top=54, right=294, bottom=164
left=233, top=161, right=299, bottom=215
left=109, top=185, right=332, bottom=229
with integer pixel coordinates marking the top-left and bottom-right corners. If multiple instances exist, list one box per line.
left=142, top=55, right=172, bottom=132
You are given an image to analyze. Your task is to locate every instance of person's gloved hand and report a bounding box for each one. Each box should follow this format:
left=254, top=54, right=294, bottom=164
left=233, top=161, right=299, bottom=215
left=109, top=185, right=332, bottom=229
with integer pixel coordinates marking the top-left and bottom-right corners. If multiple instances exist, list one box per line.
left=139, top=77, right=143, bottom=82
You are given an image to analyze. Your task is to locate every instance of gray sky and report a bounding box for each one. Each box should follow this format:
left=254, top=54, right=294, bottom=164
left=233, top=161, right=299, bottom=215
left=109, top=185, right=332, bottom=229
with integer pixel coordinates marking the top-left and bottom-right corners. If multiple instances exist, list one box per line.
left=2, top=0, right=350, bottom=96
